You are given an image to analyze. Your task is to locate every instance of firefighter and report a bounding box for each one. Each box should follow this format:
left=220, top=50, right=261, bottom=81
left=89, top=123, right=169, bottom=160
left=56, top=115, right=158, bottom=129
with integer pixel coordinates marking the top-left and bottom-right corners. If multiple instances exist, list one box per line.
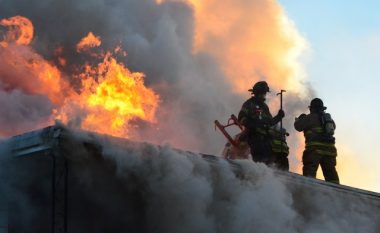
left=294, top=98, right=340, bottom=184
left=238, top=81, right=285, bottom=165
left=269, top=125, right=289, bottom=171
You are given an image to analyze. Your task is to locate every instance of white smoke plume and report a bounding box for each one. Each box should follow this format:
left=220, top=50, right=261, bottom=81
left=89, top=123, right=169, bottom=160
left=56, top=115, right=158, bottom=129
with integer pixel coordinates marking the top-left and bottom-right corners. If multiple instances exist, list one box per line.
left=1, top=125, right=379, bottom=232
left=45, top=128, right=380, bottom=232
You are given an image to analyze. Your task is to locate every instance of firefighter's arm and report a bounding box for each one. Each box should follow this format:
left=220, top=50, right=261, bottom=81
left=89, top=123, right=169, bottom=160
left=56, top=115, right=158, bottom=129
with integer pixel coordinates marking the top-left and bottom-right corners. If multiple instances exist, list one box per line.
left=271, top=109, right=285, bottom=126
left=238, top=114, right=257, bottom=130
left=294, top=113, right=307, bottom=131
left=238, top=105, right=256, bottom=130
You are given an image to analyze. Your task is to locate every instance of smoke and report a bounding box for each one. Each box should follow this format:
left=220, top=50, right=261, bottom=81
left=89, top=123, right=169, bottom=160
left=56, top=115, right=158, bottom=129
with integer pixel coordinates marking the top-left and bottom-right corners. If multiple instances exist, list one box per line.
left=0, top=123, right=378, bottom=232
left=0, top=36, right=68, bottom=136
left=2, top=126, right=378, bottom=232
left=0, top=89, right=52, bottom=136
left=0, top=2, right=378, bottom=230
left=0, top=0, right=316, bottom=172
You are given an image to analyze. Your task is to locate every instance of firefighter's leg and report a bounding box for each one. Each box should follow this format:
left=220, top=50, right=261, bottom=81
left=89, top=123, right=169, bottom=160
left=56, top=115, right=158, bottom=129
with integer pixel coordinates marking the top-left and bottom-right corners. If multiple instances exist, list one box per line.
left=248, top=136, right=263, bottom=162
left=246, top=138, right=256, bottom=162
left=320, top=156, right=340, bottom=184
left=262, top=139, right=274, bottom=165
left=302, top=150, right=319, bottom=178
left=248, top=136, right=270, bottom=164
left=247, top=137, right=259, bottom=162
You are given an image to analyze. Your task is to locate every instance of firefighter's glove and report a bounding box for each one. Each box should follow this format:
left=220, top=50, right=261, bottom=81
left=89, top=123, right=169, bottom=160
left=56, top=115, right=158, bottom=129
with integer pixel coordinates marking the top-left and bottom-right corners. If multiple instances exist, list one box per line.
left=277, top=109, right=285, bottom=119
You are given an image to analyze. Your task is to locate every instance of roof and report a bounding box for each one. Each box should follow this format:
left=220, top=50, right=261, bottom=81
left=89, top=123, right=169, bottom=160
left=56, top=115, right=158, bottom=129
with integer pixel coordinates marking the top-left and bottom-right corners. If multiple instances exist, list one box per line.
left=2, top=124, right=380, bottom=232
left=4, top=124, right=380, bottom=202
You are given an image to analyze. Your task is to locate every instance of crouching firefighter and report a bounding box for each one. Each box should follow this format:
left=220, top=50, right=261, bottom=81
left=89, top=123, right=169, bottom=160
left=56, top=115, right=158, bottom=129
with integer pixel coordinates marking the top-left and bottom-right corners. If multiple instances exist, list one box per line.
left=269, top=125, right=289, bottom=171
left=294, top=98, right=340, bottom=184
left=238, top=81, right=285, bottom=165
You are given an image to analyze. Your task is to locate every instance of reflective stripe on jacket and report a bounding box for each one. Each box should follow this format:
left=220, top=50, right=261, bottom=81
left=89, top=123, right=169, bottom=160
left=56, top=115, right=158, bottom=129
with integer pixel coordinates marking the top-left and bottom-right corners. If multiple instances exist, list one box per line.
left=295, top=112, right=337, bottom=156
left=271, top=139, right=289, bottom=154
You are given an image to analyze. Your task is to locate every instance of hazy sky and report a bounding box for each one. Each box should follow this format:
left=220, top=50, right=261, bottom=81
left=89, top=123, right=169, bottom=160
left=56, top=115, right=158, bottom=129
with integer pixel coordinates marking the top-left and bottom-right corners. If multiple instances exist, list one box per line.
left=279, top=0, right=380, bottom=192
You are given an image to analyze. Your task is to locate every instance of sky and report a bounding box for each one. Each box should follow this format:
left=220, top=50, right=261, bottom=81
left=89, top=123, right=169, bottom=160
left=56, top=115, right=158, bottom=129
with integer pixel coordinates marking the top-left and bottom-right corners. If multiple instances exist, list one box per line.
left=279, top=0, right=380, bottom=192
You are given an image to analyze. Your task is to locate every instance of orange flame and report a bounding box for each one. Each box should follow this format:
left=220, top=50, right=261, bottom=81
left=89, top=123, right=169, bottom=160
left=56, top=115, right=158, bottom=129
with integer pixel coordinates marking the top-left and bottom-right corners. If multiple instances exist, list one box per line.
left=76, top=32, right=102, bottom=52
left=0, top=16, right=34, bottom=46
left=79, top=54, right=158, bottom=136
left=57, top=33, right=159, bottom=137
left=0, top=17, right=69, bottom=105
left=53, top=46, right=67, bottom=67
left=0, top=16, right=159, bottom=138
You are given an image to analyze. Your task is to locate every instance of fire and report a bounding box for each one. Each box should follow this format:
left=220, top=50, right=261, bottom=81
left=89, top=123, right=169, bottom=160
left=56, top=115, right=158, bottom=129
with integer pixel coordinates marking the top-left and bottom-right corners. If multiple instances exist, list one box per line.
left=69, top=50, right=159, bottom=137
left=53, top=46, right=67, bottom=67
left=55, top=33, right=159, bottom=137
left=0, top=16, right=68, bottom=105
left=76, top=32, right=102, bottom=52
left=0, top=16, right=160, bottom=138
left=0, top=16, right=34, bottom=46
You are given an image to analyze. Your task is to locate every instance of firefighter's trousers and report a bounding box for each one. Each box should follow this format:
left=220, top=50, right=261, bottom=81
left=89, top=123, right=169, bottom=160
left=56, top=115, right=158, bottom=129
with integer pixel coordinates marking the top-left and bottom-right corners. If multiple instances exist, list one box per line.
left=302, top=149, right=340, bottom=184
left=248, top=135, right=273, bottom=165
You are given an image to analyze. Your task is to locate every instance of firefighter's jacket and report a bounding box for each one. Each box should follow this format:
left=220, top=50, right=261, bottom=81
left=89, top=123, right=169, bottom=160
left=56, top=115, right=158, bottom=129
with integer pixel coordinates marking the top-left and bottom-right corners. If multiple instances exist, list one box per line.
left=269, top=128, right=289, bottom=155
left=238, top=96, right=282, bottom=136
left=294, top=112, right=337, bottom=156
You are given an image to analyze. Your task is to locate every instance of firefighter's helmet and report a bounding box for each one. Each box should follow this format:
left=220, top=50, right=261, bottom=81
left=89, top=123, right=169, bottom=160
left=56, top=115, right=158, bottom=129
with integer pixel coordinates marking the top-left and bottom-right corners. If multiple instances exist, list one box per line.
left=248, top=81, right=270, bottom=94
left=309, top=98, right=327, bottom=110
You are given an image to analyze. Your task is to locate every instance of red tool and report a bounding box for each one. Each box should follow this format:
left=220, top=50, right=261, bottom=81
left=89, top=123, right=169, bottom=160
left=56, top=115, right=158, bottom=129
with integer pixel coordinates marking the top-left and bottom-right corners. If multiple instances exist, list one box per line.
left=214, top=114, right=243, bottom=147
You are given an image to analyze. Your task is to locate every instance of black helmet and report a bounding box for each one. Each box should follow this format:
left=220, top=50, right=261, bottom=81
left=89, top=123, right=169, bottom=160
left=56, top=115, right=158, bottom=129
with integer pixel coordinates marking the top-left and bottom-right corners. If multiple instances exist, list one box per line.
left=248, top=81, right=270, bottom=94
left=309, top=98, right=327, bottom=110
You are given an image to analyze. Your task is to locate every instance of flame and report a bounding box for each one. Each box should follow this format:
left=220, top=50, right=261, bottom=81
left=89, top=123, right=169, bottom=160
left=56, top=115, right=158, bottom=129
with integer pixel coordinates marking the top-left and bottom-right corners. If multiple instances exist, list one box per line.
left=53, top=46, right=67, bottom=67
left=0, top=16, right=159, bottom=138
left=0, top=17, right=68, bottom=105
left=57, top=33, right=159, bottom=137
left=76, top=32, right=102, bottom=52
left=77, top=54, right=158, bottom=136
left=0, top=16, right=34, bottom=46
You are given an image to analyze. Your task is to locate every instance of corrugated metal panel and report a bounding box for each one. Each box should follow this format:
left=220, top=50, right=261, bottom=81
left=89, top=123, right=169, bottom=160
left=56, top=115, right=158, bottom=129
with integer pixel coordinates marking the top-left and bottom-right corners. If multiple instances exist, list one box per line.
left=10, top=126, right=61, bottom=157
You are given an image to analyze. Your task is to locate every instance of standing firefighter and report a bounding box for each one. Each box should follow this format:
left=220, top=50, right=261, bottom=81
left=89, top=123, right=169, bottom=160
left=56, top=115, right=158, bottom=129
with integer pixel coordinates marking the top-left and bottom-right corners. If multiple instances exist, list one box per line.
left=238, top=81, right=285, bottom=164
left=294, top=98, right=340, bottom=184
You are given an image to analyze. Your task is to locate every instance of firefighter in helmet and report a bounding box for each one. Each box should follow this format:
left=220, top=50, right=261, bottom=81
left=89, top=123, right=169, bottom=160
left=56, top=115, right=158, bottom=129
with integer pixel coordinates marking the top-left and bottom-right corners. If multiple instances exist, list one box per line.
left=238, top=81, right=285, bottom=165
left=294, top=98, right=339, bottom=184
left=269, top=124, right=289, bottom=171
